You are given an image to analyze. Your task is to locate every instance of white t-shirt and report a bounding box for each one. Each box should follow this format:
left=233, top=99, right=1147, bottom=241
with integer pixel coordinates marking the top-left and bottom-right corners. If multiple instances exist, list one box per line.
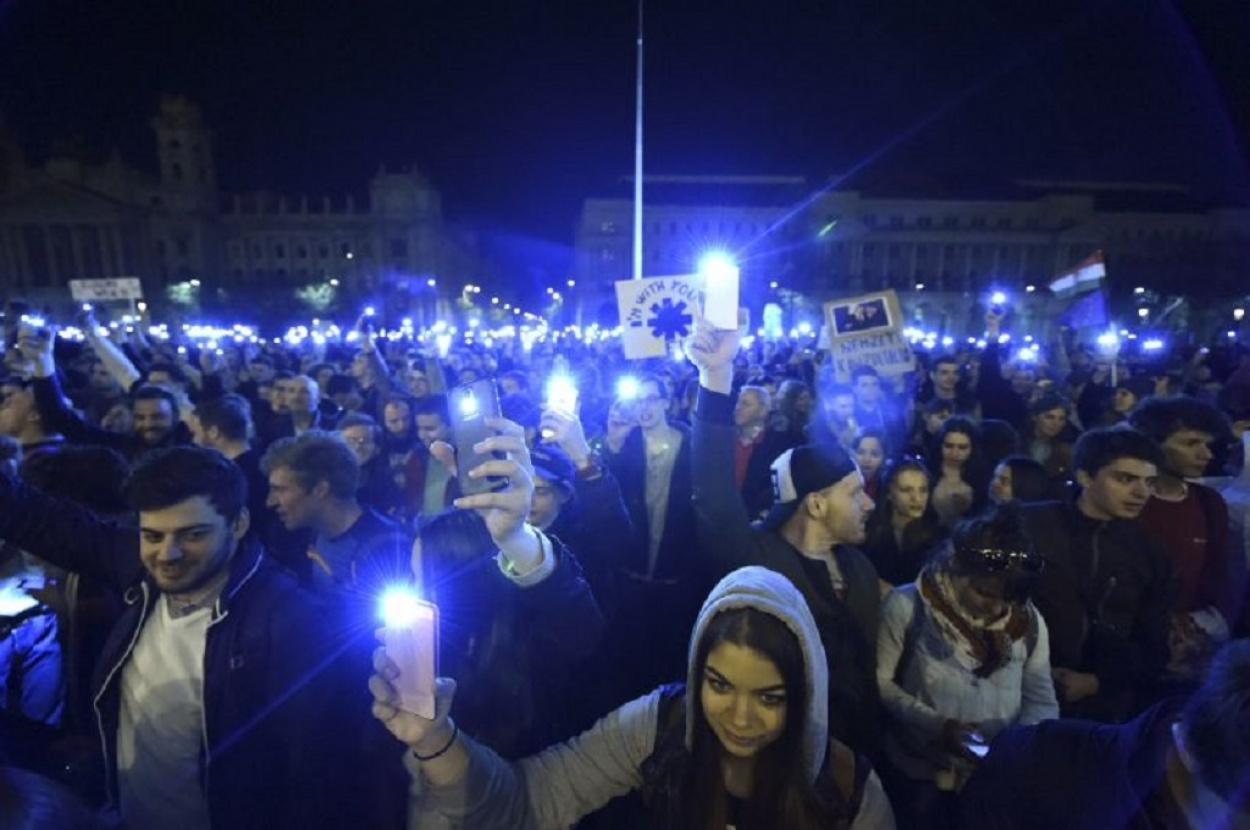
left=116, top=597, right=212, bottom=830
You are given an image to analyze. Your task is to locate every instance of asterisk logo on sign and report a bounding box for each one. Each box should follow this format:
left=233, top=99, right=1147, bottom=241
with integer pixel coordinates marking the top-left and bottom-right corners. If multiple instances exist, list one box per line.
left=647, top=298, right=693, bottom=341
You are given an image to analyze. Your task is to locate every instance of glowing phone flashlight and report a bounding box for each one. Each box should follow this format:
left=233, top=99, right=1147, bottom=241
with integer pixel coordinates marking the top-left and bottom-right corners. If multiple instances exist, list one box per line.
left=379, top=587, right=438, bottom=719
left=458, top=392, right=479, bottom=418
left=546, top=375, right=579, bottom=415
left=616, top=376, right=641, bottom=401
left=698, top=251, right=740, bottom=330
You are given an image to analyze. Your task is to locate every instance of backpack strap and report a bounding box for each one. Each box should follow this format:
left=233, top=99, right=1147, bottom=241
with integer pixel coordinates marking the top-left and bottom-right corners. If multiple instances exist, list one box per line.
left=892, top=585, right=925, bottom=683
left=827, top=739, right=871, bottom=820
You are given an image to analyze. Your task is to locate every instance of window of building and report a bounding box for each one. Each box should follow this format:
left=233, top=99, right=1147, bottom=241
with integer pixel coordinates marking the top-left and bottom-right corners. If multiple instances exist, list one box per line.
left=176, top=238, right=189, bottom=257
left=251, top=244, right=262, bottom=259
left=890, top=216, right=903, bottom=229
left=171, top=163, right=183, bottom=182
left=862, top=214, right=877, bottom=228
left=1025, top=217, right=1039, bottom=230
left=318, top=245, right=329, bottom=259
left=600, top=222, right=618, bottom=234
left=889, top=244, right=901, bottom=259
left=917, top=216, right=932, bottom=228
left=390, top=238, right=409, bottom=258
left=996, top=217, right=1012, bottom=229
left=340, top=242, right=352, bottom=257
left=943, top=216, right=958, bottom=228
left=296, top=245, right=307, bottom=259
left=863, top=244, right=876, bottom=259
left=971, top=216, right=986, bottom=229
left=156, top=239, right=167, bottom=257
left=274, top=244, right=286, bottom=259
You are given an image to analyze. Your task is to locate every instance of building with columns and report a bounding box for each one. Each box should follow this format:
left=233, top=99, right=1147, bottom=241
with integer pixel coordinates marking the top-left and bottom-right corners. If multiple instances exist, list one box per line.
left=573, top=174, right=1250, bottom=330
left=0, top=97, right=482, bottom=318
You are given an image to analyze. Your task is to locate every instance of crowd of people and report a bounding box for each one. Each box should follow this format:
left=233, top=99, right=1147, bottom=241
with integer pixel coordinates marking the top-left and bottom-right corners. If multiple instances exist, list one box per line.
left=2, top=298, right=1250, bottom=829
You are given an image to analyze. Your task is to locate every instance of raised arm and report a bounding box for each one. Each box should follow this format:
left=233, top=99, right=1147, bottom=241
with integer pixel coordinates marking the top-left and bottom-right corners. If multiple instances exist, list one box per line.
left=371, top=664, right=659, bottom=830
left=23, top=330, right=134, bottom=453
left=0, top=466, right=140, bottom=593
left=685, top=313, right=763, bottom=574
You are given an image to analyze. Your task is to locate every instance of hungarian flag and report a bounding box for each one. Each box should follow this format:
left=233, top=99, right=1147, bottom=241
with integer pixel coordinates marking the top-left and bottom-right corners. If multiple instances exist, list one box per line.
left=1049, top=251, right=1106, bottom=300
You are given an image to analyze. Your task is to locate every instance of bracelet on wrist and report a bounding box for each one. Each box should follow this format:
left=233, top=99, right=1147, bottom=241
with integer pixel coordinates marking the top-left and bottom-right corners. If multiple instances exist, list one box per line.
left=412, top=722, right=459, bottom=762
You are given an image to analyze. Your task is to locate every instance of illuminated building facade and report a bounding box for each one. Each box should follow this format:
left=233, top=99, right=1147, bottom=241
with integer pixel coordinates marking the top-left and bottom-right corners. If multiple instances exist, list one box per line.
left=0, top=97, right=482, bottom=312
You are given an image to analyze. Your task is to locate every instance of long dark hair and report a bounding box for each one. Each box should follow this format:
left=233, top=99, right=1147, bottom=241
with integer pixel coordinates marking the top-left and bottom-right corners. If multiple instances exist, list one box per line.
left=930, top=416, right=990, bottom=497
left=679, top=608, right=843, bottom=830
left=862, top=458, right=945, bottom=585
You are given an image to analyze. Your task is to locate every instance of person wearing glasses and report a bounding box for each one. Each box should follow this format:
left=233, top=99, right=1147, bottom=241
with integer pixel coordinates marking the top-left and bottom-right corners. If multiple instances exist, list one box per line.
left=876, top=503, right=1057, bottom=830
left=601, top=371, right=704, bottom=699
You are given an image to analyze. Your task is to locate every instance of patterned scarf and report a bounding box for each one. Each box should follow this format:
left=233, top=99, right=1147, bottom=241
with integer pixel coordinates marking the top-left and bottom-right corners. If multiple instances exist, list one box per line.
left=918, top=566, right=1031, bottom=679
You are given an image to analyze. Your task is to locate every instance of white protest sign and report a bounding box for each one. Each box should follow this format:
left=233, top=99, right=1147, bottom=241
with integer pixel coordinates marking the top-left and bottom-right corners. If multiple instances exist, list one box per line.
left=69, top=278, right=144, bottom=301
left=615, top=275, right=705, bottom=359
left=824, top=290, right=915, bottom=382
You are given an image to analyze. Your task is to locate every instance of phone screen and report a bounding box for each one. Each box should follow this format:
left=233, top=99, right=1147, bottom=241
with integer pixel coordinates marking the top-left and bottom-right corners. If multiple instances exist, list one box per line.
left=964, top=740, right=990, bottom=758
left=449, top=380, right=505, bottom=496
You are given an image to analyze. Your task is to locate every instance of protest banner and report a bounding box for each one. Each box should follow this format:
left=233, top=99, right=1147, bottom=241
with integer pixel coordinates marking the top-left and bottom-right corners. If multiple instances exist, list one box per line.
left=824, top=290, right=915, bottom=382
left=615, top=274, right=705, bottom=359
left=68, top=277, right=145, bottom=302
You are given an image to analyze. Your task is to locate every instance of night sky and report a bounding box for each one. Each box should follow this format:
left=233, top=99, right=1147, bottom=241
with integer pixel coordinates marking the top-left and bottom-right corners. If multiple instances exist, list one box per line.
left=1, top=0, right=1247, bottom=253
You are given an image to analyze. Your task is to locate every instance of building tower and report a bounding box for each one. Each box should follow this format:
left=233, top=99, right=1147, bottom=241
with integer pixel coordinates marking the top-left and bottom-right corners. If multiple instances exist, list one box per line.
left=150, top=95, right=217, bottom=211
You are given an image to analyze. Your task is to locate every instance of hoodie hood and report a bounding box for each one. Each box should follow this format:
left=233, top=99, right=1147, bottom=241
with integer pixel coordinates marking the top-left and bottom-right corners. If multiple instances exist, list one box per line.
left=684, top=566, right=829, bottom=785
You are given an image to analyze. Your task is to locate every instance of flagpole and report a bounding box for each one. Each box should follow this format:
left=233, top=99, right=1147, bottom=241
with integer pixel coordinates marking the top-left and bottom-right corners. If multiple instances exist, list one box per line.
left=632, top=0, right=644, bottom=281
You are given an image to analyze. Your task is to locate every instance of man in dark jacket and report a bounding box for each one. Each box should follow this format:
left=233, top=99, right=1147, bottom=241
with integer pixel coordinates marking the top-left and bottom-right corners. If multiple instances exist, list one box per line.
left=261, top=430, right=411, bottom=595
left=686, top=314, right=884, bottom=758
left=0, top=447, right=374, bottom=829
left=1021, top=427, right=1175, bottom=722
left=961, top=640, right=1250, bottom=830
left=601, top=372, right=707, bottom=698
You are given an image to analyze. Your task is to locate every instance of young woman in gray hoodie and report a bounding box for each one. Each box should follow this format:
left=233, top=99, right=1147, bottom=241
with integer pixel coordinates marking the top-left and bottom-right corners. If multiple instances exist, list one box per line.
left=370, top=565, right=897, bottom=829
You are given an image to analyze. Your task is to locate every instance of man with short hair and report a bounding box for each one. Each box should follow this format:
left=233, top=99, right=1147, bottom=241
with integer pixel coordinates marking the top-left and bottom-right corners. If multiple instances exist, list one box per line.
left=0, top=446, right=373, bottom=827
left=262, top=431, right=410, bottom=593
left=401, top=395, right=456, bottom=519
left=687, top=315, right=883, bottom=756
left=1022, top=427, right=1175, bottom=721
left=1129, top=396, right=1240, bottom=679
left=961, top=640, right=1250, bottom=829
left=733, top=384, right=795, bottom=519
left=28, top=330, right=189, bottom=458
left=601, top=370, right=703, bottom=695
left=850, top=365, right=907, bottom=450
left=338, top=412, right=404, bottom=516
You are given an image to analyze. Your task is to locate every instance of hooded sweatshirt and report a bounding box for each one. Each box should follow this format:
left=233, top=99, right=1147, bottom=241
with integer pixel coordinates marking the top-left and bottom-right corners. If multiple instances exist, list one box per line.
left=413, top=566, right=896, bottom=829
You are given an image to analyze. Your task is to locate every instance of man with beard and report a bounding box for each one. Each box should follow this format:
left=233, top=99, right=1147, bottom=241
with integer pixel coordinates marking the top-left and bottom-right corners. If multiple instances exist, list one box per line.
left=0, top=446, right=375, bottom=828
left=687, top=313, right=884, bottom=757
left=20, top=331, right=188, bottom=461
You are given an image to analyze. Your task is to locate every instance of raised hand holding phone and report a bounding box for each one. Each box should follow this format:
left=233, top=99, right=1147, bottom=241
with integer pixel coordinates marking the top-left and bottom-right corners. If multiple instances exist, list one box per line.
left=378, top=588, right=439, bottom=719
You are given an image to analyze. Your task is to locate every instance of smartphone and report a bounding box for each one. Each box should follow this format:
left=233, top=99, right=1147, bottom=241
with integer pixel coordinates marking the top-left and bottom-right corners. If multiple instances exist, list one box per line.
left=380, top=591, right=438, bottom=719
left=546, top=375, right=579, bottom=415
left=449, top=379, right=505, bottom=497
left=965, top=741, right=990, bottom=758
left=702, top=261, right=740, bottom=330
left=964, top=733, right=990, bottom=758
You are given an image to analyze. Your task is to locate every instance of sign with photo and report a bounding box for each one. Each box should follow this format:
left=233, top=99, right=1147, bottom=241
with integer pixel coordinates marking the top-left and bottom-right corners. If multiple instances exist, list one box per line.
left=68, top=277, right=145, bottom=301
left=824, top=290, right=914, bottom=382
left=615, top=274, right=705, bottom=359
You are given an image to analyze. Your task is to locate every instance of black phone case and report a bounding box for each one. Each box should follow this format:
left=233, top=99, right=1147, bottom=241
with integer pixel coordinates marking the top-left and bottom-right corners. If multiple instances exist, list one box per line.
left=449, top=380, right=506, bottom=496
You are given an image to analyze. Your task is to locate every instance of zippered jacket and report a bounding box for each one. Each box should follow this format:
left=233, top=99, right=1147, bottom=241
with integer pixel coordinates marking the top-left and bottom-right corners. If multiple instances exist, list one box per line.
left=0, top=469, right=379, bottom=829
